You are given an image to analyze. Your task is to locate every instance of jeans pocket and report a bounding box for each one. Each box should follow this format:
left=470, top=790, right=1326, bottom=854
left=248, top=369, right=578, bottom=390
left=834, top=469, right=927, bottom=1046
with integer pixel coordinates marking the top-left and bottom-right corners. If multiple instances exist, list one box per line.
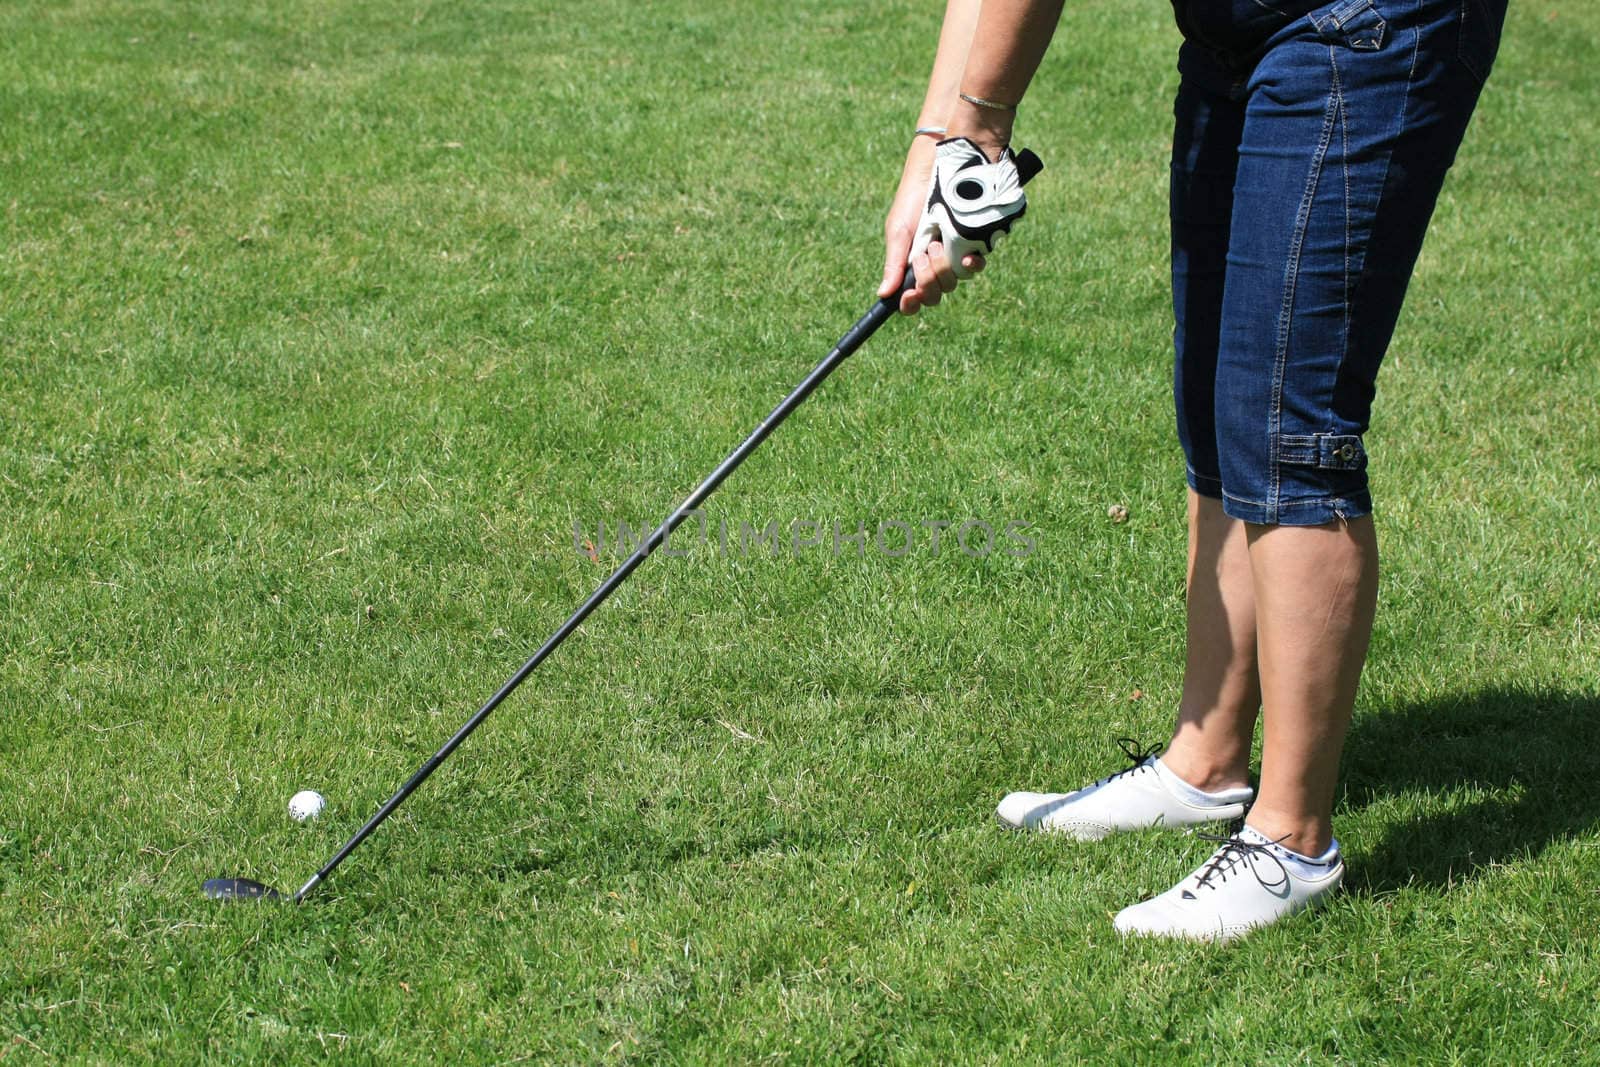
left=1313, top=0, right=1388, bottom=50
left=1457, top=0, right=1506, bottom=85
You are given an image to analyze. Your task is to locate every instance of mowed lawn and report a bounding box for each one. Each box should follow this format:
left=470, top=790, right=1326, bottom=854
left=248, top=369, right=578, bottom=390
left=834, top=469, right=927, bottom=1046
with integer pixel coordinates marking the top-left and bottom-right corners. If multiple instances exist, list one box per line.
left=2, top=0, right=1597, bottom=1061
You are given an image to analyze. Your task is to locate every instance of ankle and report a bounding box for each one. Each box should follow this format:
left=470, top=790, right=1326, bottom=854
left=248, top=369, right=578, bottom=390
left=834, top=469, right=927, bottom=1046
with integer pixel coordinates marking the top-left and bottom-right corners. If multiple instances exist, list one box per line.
left=1241, top=809, right=1334, bottom=858
left=1158, top=743, right=1252, bottom=795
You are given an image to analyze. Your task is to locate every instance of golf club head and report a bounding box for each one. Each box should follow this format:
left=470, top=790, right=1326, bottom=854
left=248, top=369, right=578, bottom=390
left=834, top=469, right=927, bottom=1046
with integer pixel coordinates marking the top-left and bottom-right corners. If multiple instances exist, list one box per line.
left=203, top=877, right=284, bottom=901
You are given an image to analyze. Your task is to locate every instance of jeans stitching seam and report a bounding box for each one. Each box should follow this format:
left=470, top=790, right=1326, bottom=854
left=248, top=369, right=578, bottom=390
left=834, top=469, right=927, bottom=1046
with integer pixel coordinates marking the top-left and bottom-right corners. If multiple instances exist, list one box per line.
left=1410, top=0, right=1424, bottom=82
left=1337, top=49, right=1352, bottom=434
left=1279, top=496, right=1366, bottom=510
left=1270, top=49, right=1341, bottom=527
left=1227, top=491, right=1373, bottom=514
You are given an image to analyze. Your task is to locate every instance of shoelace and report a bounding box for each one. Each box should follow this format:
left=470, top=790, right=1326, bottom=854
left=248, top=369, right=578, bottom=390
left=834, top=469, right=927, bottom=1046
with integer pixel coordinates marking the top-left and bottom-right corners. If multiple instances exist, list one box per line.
left=1184, top=831, right=1291, bottom=898
left=1092, top=737, right=1164, bottom=788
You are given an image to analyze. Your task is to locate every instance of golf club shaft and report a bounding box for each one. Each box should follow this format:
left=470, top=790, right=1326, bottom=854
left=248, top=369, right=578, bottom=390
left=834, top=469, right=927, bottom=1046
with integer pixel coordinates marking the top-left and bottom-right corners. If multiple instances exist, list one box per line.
left=292, top=286, right=905, bottom=903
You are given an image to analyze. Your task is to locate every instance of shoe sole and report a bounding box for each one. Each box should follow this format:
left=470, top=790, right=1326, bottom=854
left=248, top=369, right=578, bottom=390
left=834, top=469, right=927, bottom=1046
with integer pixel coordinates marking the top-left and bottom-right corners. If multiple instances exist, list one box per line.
left=994, top=810, right=1244, bottom=840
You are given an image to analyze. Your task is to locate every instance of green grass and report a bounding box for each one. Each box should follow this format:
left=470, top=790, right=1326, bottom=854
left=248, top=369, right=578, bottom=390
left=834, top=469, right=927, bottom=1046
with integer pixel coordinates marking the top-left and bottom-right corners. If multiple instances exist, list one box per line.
left=3, top=0, right=1598, bottom=1061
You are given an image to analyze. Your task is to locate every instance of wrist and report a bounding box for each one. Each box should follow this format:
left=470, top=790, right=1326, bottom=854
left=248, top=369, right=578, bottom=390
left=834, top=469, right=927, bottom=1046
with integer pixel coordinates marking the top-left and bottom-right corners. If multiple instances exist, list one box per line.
left=948, top=99, right=1013, bottom=161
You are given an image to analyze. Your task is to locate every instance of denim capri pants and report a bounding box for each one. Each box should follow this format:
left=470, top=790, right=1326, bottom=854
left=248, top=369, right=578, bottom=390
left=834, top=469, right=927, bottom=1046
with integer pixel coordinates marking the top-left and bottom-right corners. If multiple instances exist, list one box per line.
left=1169, top=0, right=1508, bottom=525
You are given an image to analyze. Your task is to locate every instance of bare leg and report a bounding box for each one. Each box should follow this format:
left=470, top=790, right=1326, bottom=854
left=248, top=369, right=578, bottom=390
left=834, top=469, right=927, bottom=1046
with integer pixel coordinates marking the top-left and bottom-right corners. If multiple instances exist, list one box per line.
left=1160, top=491, right=1260, bottom=793
left=1244, top=517, right=1380, bottom=856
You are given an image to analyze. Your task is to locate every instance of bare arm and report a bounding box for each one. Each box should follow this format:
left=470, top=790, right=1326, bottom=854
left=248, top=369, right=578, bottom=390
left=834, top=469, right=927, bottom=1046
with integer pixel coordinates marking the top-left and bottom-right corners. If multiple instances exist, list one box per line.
left=917, top=0, right=984, bottom=134
left=879, top=0, right=983, bottom=303
left=880, top=1, right=1065, bottom=313
left=947, top=1, right=1065, bottom=159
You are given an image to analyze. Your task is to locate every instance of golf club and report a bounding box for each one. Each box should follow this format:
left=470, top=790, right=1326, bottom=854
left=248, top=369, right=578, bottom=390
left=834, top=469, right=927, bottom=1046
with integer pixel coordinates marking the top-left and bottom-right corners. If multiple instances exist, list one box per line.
left=204, top=147, right=1042, bottom=904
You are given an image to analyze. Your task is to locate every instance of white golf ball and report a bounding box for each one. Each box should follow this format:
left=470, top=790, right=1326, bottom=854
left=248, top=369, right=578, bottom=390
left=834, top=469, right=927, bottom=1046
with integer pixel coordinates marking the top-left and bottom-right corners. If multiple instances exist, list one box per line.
left=288, top=790, right=326, bottom=821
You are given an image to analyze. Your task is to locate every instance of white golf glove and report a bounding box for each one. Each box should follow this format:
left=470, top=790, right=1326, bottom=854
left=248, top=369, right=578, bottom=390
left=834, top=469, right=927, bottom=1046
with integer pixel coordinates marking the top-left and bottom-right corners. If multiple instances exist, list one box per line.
left=909, top=137, right=1033, bottom=280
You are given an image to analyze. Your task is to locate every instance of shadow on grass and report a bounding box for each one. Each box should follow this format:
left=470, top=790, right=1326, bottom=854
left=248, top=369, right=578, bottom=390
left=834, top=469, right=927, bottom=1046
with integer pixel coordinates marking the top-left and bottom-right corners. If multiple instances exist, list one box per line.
left=460, top=687, right=1600, bottom=900
left=1341, top=686, right=1600, bottom=893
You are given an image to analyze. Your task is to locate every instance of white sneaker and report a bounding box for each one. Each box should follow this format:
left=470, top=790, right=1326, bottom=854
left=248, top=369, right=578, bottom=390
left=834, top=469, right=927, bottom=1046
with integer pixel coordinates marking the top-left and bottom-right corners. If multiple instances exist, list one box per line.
left=1113, top=826, right=1345, bottom=942
left=995, top=740, right=1252, bottom=840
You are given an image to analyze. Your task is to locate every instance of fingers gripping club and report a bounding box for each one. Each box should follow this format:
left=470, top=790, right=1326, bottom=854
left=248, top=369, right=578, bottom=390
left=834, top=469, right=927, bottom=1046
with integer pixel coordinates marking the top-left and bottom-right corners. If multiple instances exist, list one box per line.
left=909, top=140, right=1043, bottom=280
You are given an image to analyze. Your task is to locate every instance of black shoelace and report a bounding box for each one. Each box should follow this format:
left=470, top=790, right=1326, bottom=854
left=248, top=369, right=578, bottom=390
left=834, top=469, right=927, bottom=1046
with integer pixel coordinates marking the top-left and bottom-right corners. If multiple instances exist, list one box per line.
left=1092, top=737, right=1164, bottom=787
left=1185, top=831, right=1291, bottom=898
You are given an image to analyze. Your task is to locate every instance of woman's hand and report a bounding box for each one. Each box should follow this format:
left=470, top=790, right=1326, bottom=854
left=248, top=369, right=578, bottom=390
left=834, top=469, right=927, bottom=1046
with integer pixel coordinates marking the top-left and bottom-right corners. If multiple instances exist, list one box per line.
left=878, top=136, right=986, bottom=315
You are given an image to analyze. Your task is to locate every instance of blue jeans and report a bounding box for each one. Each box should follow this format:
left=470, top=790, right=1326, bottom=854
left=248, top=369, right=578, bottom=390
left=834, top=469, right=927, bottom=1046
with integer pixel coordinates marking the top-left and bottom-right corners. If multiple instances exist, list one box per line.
left=1170, top=0, right=1507, bottom=525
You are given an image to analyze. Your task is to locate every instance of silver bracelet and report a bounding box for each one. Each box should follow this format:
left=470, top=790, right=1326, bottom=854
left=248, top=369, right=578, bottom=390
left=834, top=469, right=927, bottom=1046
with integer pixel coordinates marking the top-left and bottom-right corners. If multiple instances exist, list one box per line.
left=959, top=91, right=1018, bottom=113
left=914, top=125, right=947, bottom=138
